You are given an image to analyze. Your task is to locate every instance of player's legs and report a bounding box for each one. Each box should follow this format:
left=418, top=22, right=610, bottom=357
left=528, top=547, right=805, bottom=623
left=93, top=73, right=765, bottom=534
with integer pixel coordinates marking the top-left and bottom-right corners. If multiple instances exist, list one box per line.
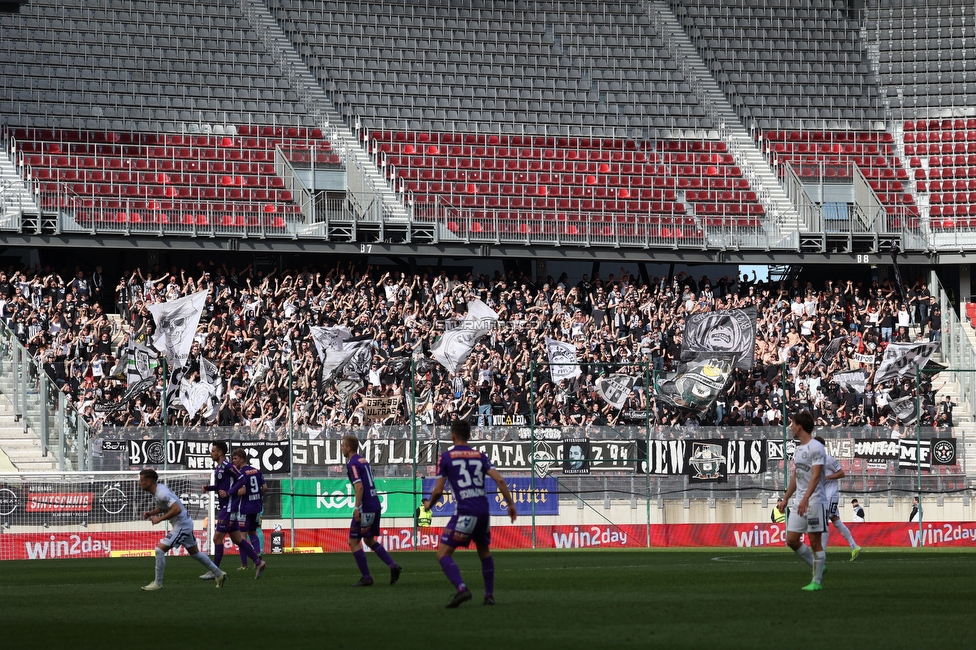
left=229, top=524, right=261, bottom=565
left=475, top=542, right=495, bottom=604
left=349, top=514, right=372, bottom=585
left=829, top=515, right=859, bottom=550
left=145, top=542, right=172, bottom=589
left=786, top=513, right=814, bottom=568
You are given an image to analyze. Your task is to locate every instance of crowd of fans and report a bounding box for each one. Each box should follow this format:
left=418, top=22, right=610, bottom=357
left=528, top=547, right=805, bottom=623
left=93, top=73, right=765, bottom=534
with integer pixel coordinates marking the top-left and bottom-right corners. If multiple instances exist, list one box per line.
left=0, top=259, right=956, bottom=436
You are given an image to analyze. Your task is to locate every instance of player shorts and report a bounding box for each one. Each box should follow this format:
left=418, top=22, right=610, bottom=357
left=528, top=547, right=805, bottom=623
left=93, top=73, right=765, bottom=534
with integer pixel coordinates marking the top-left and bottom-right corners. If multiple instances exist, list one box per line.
left=230, top=511, right=260, bottom=533
left=826, top=500, right=840, bottom=519
left=786, top=503, right=828, bottom=535
left=214, top=508, right=233, bottom=533
left=440, top=512, right=491, bottom=549
left=349, top=510, right=382, bottom=540
left=160, top=520, right=197, bottom=549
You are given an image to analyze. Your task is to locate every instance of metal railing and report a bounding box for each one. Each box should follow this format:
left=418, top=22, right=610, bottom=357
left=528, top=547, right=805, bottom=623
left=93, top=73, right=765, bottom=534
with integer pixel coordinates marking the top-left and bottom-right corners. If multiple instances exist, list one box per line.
left=0, top=320, right=90, bottom=471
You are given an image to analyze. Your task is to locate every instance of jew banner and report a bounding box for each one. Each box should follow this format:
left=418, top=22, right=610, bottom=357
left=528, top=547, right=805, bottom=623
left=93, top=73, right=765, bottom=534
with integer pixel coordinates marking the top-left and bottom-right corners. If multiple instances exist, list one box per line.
left=681, top=307, right=757, bottom=370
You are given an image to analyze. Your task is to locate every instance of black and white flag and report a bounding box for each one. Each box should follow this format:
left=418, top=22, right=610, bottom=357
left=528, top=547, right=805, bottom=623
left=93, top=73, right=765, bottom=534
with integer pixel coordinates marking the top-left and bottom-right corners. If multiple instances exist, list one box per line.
left=819, top=336, right=846, bottom=367
left=179, top=356, right=222, bottom=420
left=681, top=307, right=757, bottom=370
left=834, top=370, right=868, bottom=394
left=545, top=337, right=582, bottom=382
left=322, top=339, right=374, bottom=384
left=431, top=299, right=497, bottom=374
left=146, top=291, right=207, bottom=369
left=310, top=325, right=351, bottom=361
left=888, top=395, right=918, bottom=425
left=93, top=376, right=157, bottom=414
left=109, top=340, right=159, bottom=386
left=656, top=352, right=738, bottom=414
left=874, top=342, right=940, bottom=385
left=594, top=374, right=636, bottom=410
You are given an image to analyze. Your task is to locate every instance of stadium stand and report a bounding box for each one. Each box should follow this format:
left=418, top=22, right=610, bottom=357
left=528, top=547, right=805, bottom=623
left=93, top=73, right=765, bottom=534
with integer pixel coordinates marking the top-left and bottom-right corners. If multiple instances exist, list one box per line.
left=10, top=126, right=338, bottom=235
left=671, top=0, right=885, bottom=131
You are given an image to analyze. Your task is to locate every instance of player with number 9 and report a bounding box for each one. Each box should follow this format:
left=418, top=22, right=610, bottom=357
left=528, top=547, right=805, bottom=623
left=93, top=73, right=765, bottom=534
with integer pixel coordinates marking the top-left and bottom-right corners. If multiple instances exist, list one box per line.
left=425, top=419, right=517, bottom=608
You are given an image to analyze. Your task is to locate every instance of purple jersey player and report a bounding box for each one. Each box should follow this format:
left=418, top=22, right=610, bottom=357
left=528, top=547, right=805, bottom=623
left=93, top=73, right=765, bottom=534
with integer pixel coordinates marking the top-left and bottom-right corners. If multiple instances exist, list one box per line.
left=199, top=442, right=262, bottom=580
left=342, top=435, right=402, bottom=587
left=425, top=420, right=517, bottom=608
left=228, top=449, right=268, bottom=579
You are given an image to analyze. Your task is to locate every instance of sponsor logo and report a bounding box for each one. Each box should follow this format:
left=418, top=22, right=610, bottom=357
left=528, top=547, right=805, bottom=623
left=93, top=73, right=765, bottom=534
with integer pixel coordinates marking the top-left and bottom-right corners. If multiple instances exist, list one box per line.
left=0, top=487, right=18, bottom=516
left=732, top=525, right=787, bottom=548
left=99, top=485, right=128, bottom=515
left=552, top=525, right=629, bottom=548
left=24, top=534, right=113, bottom=559
left=26, top=492, right=93, bottom=513
left=909, top=523, right=976, bottom=547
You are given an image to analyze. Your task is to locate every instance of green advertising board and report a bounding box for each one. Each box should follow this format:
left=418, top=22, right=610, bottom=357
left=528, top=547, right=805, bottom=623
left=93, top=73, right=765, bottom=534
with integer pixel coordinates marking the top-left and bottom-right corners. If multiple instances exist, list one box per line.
left=280, top=478, right=418, bottom=519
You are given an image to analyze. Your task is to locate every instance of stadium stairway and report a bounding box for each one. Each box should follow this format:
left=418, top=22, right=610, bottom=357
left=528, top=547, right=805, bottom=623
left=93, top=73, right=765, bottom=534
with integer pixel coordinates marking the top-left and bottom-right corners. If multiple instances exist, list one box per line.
left=651, top=1, right=801, bottom=238
left=0, top=392, right=56, bottom=472
left=0, top=140, right=39, bottom=220
left=243, top=0, right=411, bottom=231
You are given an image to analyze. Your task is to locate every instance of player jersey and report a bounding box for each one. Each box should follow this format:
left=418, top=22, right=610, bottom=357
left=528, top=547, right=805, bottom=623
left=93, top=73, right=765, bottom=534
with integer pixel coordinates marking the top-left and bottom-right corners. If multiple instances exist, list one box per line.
left=346, top=454, right=381, bottom=513
left=153, top=483, right=193, bottom=528
left=229, top=465, right=266, bottom=515
left=205, top=458, right=238, bottom=511
left=438, top=445, right=494, bottom=516
left=792, top=438, right=826, bottom=507
left=821, top=452, right=842, bottom=503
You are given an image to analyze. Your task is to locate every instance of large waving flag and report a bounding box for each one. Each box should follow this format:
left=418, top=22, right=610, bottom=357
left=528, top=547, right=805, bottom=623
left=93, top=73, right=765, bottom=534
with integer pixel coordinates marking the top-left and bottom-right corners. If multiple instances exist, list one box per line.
left=431, top=299, right=498, bottom=374
left=146, top=290, right=207, bottom=369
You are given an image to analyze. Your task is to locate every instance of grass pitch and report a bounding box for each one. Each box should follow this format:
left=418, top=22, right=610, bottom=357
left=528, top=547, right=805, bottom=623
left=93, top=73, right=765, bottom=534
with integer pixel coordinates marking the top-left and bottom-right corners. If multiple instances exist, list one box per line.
left=1, top=548, right=973, bottom=649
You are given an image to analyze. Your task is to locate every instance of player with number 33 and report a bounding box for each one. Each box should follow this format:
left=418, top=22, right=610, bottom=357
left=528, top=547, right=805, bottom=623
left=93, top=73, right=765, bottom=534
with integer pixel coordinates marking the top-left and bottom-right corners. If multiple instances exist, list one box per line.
left=425, top=420, right=518, bottom=609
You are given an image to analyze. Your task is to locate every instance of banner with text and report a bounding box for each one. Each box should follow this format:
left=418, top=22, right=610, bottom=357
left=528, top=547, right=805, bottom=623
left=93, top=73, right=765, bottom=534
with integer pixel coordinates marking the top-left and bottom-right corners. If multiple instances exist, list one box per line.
left=420, top=476, right=559, bottom=517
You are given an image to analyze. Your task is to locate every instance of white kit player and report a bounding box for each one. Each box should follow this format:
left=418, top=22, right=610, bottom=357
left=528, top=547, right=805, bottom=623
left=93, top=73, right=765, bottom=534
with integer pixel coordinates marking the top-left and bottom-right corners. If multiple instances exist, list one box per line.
left=139, top=469, right=227, bottom=591
left=777, top=411, right=827, bottom=591
left=815, top=436, right=862, bottom=561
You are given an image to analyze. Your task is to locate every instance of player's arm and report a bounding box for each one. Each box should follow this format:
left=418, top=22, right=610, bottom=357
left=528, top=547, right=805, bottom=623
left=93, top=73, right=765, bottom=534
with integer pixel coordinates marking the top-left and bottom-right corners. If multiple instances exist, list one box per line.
left=228, top=475, right=247, bottom=498
left=425, top=476, right=448, bottom=511
left=486, top=468, right=517, bottom=522
left=825, top=467, right=845, bottom=481
left=150, top=501, right=181, bottom=525
left=351, top=478, right=364, bottom=521
left=777, top=474, right=797, bottom=512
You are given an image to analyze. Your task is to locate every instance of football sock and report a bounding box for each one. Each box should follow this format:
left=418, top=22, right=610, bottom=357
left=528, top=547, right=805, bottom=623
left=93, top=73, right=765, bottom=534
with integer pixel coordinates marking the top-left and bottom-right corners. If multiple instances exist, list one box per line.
left=239, top=546, right=248, bottom=567
left=237, top=539, right=261, bottom=564
left=439, top=556, right=466, bottom=591
left=822, top=530, right=829, bottom=549
left=250, top=531, right=262, bottom=554
left=813, top=551, right=826, bottom=584
left=369, top=542, right=397, bottom=568
left=794, top=543, right=814, bottom=568
left=353, top=549, right=371, bottom=579
left=833, top=520, right=857, bottom=548
left=481, top=556, right=495, bottom=596
left=191, top=548, right=222, bottom=575
left=213, top=544, right=224, bottom=568
left=154, top=548, right=166, bottom=585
